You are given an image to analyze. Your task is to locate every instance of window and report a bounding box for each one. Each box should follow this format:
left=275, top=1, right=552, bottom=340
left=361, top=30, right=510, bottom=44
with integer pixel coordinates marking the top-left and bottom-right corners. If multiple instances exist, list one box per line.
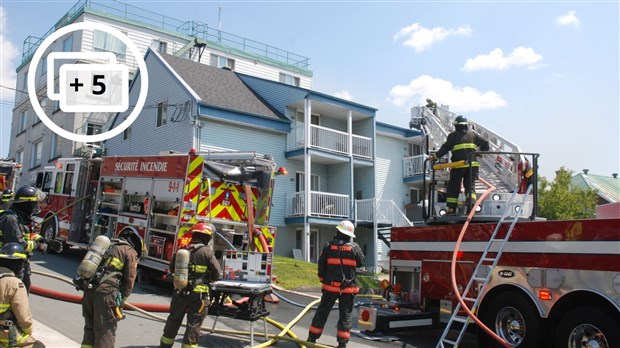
left=156, top=40, right=167, bottom=53
left=123, top=127, right=131, bottom=140
left=22, top=72, right=28, bottom=90
left=295, top=172, right=319, bottom=192
left=86, top=123, right=103, bottom=147
left=280, top=73, right=300, bottom=87
left=63, top=163, right=75, bottom=195
left=54, top=172, right=64, bottom=194
left=62, top=35, right=73, bottom=52
left=157, top=101, right=168, bottom=127
left=40, top=55, right=47, bottom=77
left=31, top=140, right=42, bottom=168
left=15, top=151, right=23, bottom=164
left=50, top=133, right=62, bottom=158
left=296, top=111, right=320, bottom=125
left=18, top=110, right=28, bottom=133
left=210, top=54, right=235, bottom=70
left=93, top=30, right=126, bottom=61
left=408, top=143, right=423, bottom=156
left=41, top=172, right=52, bottom=192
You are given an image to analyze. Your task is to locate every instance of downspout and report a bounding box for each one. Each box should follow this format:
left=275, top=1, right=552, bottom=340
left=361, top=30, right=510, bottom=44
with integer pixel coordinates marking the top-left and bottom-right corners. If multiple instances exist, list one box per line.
left=303, top=98, right=311, bottom=262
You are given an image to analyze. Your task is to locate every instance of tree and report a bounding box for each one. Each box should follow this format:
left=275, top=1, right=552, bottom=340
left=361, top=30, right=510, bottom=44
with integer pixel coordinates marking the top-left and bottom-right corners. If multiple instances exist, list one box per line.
left=538, top=167, right=598, bottom=220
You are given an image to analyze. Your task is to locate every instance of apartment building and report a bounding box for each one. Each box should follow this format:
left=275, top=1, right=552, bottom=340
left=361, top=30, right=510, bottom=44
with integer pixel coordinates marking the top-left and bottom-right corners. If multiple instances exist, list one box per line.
left=9, top=0, right=311, bottom=186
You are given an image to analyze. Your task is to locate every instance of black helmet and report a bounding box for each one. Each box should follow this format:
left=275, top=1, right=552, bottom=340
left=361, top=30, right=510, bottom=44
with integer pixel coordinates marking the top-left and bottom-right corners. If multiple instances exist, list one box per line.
left=0, top=242, right=27, bottom=276
left=1, top=189, right=14, bottom=203
left=453, top=115, right=468, bottom=125
left=11, top=186, right=46, bottom=217
left=118, top=229, right=144, bottom=258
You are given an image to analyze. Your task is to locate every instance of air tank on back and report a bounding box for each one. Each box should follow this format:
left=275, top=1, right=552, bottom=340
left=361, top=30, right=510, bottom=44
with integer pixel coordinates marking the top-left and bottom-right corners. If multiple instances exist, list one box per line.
left=174, top=249, right=191, bottom=291
left=77, top=235, right=111, bottom=279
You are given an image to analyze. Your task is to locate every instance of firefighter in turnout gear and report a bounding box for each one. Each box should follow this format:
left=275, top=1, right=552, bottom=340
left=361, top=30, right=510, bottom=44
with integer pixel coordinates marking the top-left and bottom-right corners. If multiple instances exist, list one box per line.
left=0, top=190, right=13, bottom=211
left=160, top=223, right=221, bottom=348
left=307, top=220, right=365, bottom=348
left=0, top=186, right=47, bottom=292
left=0, top=243, right=38, bottom=347
left=79, top=230, right=139, bottom=348
left=429, top=115, right=490, bottom=214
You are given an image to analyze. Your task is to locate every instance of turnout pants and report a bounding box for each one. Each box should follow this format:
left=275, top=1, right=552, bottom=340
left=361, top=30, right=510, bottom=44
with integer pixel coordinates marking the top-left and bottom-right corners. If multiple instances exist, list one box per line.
left=81, top=290, right=119, bottom=348
left=160, top=292, right=208, bottom=348
left=308, top=290, right=354, bottom=345
left=446, top=166, right=479, bottom=210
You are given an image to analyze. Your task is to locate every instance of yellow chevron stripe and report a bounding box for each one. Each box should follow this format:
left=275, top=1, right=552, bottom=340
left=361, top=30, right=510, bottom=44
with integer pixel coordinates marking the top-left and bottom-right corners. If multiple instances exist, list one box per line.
left=189, top=156, right=203, bottom=174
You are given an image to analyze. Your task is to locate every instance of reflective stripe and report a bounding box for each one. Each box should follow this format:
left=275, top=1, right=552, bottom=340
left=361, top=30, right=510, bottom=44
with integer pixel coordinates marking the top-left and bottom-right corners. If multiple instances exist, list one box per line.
left=309, top=325, right=323, bottom=334
left=337, top=330, right=351, bottom=339
left=160, top=336, right=175, bottom=345
left=0, top=303, right=10, bottom=312
left=454, top=161, right=479, bottom=168
left=329, top=245, right=352, bottom=251
left=322, top=283, right=359, bottom=294
left=446, top=197, right=459, bottom=203
left=452, top=143, right=477, bottom=151
left=191, top=265, right=207, bottom=273
left=326, top=258, right=357, bottom=266
left=80, top=345, right=94, bottom=348
left=181, top=344, right=198, bottom=348
left=108, top=257, right=124, bottom=270
left=193, top=285, right=209, bottom=293
left=25, top=240, right=35, bottom=253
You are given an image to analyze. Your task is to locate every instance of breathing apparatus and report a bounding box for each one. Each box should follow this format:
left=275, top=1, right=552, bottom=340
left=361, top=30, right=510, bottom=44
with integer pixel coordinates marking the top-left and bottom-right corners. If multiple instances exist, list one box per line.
left=72, top=235, right=111, bottom=290
left=173, top=248, right=191, bottom=293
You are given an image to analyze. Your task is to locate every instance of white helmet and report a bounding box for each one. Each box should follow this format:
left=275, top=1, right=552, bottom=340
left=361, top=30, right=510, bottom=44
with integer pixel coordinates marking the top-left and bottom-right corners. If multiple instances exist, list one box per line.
left=336, top=220, right=355, bottom=238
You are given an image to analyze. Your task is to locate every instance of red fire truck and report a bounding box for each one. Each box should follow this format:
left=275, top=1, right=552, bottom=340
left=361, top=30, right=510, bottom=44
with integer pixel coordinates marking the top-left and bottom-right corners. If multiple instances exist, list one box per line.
left=33, top=150, right=280, bottom=274
left=358, top=153, right=620, bottom=348
left=0, top=159, right=22, bottom=195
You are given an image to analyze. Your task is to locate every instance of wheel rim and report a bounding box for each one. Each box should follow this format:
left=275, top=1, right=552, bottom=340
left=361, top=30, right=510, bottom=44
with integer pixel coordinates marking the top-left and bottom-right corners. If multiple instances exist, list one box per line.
left=495, top=306, right=526, bottom=346
left=567, top=324, right=608, bottom=348
left=44, top=222, right=55, bottom=240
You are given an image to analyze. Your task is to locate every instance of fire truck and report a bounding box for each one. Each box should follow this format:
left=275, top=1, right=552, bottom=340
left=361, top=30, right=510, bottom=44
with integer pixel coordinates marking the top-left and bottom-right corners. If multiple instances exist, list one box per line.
left=0, top=158, right=22, bottom=195
left=33, top=149, right=280, bottom=275
left=357, top=152, right=620, bottom=348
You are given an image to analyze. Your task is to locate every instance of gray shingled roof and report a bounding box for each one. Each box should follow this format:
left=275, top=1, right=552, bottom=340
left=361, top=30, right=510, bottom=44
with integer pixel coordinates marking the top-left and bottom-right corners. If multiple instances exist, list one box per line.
left=158, top=52, right=281, bottom=120
left=571, top=172, right=620, bottom=203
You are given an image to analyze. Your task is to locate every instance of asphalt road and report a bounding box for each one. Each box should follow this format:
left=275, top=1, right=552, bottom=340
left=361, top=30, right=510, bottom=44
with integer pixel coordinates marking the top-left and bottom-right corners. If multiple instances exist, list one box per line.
left=28, top=249, right=479, bottom=348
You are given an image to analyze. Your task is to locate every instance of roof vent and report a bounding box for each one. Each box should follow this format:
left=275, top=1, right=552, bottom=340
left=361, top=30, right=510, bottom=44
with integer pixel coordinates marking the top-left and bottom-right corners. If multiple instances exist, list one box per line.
left=613, top=173, right=618, bottom=179
left=222, top=66, right=232, bottom=71
left=582, top=169, right=589, bottom=175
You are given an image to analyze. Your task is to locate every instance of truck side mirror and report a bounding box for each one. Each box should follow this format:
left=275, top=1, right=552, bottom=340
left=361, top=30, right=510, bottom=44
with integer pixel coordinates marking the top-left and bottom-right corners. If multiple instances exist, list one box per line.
left=35, top=172, right=44, bottom=188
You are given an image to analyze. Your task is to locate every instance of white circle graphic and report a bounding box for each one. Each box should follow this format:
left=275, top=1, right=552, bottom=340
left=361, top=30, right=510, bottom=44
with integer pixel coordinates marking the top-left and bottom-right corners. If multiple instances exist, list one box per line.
left=27, top=22, right=149, bottom=143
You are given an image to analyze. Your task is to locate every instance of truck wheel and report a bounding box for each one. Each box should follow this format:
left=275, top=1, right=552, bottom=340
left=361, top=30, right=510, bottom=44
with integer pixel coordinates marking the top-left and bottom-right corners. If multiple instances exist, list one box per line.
left=41, top=219, right=57, bottom=241
left=479, top=292, right=542, bottom=347
left=554, top=306, right=620, bottom=348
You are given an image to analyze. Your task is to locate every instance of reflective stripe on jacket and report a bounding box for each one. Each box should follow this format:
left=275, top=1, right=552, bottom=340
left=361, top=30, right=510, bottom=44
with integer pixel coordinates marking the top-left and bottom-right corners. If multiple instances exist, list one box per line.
left=317, top=239, right=365, bottom=294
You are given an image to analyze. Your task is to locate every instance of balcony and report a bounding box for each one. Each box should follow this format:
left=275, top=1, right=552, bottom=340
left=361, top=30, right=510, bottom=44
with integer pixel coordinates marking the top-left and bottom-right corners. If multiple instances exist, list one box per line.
left=355, top=198, right=412, bottom=227
left=286, top=191, right=350, bottom=218
left=403, top=154, right=427, bottom=179
left=288, top=124, right=373, bottom=159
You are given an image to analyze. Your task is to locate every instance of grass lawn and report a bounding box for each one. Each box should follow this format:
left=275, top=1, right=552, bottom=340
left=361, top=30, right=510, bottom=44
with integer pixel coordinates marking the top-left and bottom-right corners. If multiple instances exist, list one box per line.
left=272, top=255, right=381, bottom=290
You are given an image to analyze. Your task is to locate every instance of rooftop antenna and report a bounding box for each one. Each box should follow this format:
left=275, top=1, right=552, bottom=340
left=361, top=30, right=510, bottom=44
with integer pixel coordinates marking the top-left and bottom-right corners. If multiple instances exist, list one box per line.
left=218, top=5, right=222, bottom=30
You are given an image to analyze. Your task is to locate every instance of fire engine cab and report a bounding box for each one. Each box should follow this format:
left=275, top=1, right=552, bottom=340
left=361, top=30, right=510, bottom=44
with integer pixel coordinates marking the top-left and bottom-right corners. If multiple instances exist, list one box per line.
left=33, top=150, right=280, bottom=275
left=357, top=151, right=620, bottom=348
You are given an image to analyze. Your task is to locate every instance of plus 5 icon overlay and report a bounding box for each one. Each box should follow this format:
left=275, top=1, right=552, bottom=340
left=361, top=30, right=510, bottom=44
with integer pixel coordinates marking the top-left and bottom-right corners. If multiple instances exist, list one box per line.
left=27, top=22, right=148, bottom=143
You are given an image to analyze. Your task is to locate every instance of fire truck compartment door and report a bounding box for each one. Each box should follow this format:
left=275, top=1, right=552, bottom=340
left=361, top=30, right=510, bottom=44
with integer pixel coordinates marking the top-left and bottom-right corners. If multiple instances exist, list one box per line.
left=124, top=177, right=152, bottom=194
left=152, top=179, right=183, bottom=200
left=421, top=259, right=474, bottom=309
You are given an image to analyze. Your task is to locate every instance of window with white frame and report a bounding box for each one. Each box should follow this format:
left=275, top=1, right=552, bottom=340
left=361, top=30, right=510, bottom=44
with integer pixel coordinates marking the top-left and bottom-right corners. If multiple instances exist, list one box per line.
left=18, top=110, right=28, bottom=133
left=93, top=30, right=126, bottom=61
left=280, top=73, right=300, bottom=87
left=123, top=127, right=131, bottom=141
left=15, top=150, right=23, bottom=164
left=156, top=40, right=167, bottom=53
left=31, top=140, right=42, bottom=168
left=63, top=35, right=73, bottom=52
left=210, top=53, right=235, bottom=70
left=50, top=133, right=62, bottom=159
left=296, top=111, right=320, bottom=125
left=408, top=142, right=423, bottom=156
left=295, top=172, right=320, bottom=192
left=157, top=101, right=168, bottom=127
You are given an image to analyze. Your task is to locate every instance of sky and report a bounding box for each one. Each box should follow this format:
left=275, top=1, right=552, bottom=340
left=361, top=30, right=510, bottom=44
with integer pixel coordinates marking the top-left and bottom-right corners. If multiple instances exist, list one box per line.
left=1, top=1, right=619, bottom=180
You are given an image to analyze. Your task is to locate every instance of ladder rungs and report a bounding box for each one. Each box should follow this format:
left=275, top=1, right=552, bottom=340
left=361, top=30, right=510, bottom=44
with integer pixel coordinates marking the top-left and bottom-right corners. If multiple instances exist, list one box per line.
left=490, top=238, right=505, bottom=242
left=442, top=339, right=458, bottom=345
left=481, top=257, right=496, bottom=263
left=472, top=276, right=487, bottom=282
left=453, top=315, right=469, bottom=323
left=462, top=296, right=477, bottom=302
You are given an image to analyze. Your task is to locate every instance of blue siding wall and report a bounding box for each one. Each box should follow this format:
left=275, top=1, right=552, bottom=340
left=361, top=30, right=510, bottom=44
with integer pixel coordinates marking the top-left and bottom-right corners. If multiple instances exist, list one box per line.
left=353, top=119, right=374, bottom=139
left=321, top=117, right=346, bottom=132
left=376, top=134, right=410, bottom=205
left=327, top=163, right=351, bottom=195
left=105, top=52, right=194, bottom=155
left=237, top=74, right=307, bottom=117
left=354, top=167, right=374, bottom=200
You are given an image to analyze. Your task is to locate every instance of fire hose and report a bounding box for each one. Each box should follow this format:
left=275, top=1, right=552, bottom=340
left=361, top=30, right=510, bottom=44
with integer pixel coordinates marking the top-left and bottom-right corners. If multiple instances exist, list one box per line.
left=30, top=269, right=334, bottom=348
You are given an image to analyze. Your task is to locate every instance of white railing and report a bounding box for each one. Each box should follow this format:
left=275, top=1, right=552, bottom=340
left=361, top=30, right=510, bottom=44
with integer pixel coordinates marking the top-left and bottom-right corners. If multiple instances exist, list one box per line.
left=352, top=134, right=372, bottom=158
left=403, top=154, right=426, bottom=178
left=311, top=125, right=348, bottom=154
left=355, top=198, right=413, bottom=227
left=286, top=191, right=350, bottom=218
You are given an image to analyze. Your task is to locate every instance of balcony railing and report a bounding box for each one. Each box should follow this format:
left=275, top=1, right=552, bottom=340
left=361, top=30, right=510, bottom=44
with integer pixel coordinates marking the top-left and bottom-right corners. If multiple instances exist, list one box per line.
left=403, top=155, right=426, bottom=178
left=355, top=198, right=412, bottom=227
left=288, top=125, right=373, bottom=159
left=286, top=191, right=350, bottom=218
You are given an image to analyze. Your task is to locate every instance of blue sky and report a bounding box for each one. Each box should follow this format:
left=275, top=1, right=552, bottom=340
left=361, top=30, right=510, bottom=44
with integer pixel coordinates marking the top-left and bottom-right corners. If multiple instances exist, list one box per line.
left=1, top=1, right=618, bottom=180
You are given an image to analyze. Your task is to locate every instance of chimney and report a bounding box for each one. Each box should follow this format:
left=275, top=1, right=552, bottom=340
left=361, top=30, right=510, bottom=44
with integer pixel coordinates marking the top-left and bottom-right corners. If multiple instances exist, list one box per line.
left=613, top=173, right=618, bottom=179
left=582, top=169, right=589, bottom=175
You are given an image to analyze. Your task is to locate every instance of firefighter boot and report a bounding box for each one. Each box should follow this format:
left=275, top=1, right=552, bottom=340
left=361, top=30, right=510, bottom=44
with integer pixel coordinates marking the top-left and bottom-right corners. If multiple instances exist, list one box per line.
left=306, top=336, right=316, bottom=344
left=336, top=342, right=347, bottom=348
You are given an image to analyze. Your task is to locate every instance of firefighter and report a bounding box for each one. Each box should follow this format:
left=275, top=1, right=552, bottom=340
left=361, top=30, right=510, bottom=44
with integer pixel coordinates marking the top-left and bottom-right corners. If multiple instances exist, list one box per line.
left=1, top=189, right=13, bottom=211
left=0, top=243, right=39, bottom=347
left=160, top=222, right=221, bottom=348
left=429, top=115, right=490, bottom=215
left=307, top=220, right=365, bottom=348
left=0, top=186, right=47, bottom=292
left=79, top=230, right=140, bottom=348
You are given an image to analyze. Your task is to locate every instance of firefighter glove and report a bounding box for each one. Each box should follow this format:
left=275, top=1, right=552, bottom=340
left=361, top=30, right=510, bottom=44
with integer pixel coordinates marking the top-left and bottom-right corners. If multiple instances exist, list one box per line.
left=429, top=154, right=438, bottom=161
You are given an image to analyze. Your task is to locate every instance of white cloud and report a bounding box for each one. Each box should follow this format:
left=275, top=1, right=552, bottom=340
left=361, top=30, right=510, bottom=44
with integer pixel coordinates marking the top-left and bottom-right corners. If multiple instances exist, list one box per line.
left=462, top=47, right=543, bottom=72
left=393, top=23, right=471, bottom=53
left=334, top=90, right=353, bottom=101
left=557, top=10, right=580, bottom=27
left=0, top=6, right=19, bottom=103
left=387, top=75, right=507, bottom=112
